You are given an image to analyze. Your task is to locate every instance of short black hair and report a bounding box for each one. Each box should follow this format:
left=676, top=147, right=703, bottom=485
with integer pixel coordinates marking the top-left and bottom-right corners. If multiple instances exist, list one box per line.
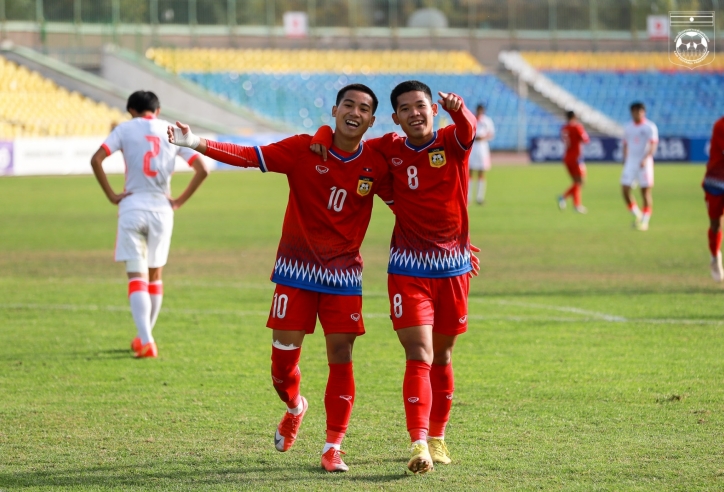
left=335, top=84, right=379, bottom=114
left=390, top=80, right=433, bottom=112
left=566, top=110, right=576, bottom=120
left=476, top=104, right=485, bottom=112
left=630, top=101, right=645, bottom=111
left=127, top=90, right=160, bottom=113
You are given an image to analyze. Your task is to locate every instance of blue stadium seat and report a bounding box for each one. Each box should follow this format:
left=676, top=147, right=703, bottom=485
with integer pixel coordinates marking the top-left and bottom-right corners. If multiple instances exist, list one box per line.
left=180, top=72, right=563, bottom=150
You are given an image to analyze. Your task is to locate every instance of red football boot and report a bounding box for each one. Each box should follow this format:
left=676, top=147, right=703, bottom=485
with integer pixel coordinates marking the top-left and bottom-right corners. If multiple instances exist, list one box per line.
left=321, top=448, right=349, bottom=472
left=274, top=396, right=308, bottom=452
left=135, top=342, right=158, bottom=358
left=131, top=337, right=142, bottom=352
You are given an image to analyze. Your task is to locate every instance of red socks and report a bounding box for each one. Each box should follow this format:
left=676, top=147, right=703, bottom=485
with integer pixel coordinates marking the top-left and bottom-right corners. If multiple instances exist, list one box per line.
left=271, top=346, right=302, bottom=409
left=429, top=363, right=454, bottom=438
left=709, top=228, right=722, bottom=256
left=403, top=360, right=432, bottom=442
left=563, top=184, right=582, bottom=207
left=324, top=362, right=355, bottom=445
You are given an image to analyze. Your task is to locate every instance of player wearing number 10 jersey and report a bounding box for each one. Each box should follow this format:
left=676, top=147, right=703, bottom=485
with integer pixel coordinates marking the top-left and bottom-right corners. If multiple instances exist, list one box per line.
left=167, top=84, right=392, bottom=473
left=90, top=91, right=208, bottom=359
left=311, top=80, right=478, bottom=474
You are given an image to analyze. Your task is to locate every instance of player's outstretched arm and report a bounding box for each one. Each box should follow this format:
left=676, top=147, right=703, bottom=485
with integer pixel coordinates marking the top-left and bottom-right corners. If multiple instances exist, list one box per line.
left=438, top=92, right=477, bottom=149
left=90, top=147, right=131, bottom=205
left=169, top=157, right=209, bottom=210
left=168, top=122, right=261, bottom=168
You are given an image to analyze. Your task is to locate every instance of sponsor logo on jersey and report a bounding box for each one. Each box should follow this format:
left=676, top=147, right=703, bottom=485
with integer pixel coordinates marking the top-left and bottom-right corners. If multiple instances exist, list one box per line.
left=446, top=394, right=453, bottom=400
left=357, top=176, right=373, bottom=196
left=363, top=167, right=372, bottom=172
left=459, top=315, right=467, bottom=323
left=391, top=157, right=403, bottom=166
left=272, top=376, right=283, bottom=383
left=350, top=313, right=361, bottom=321
left=407, top=397, right=419, bottom=403
left=340, top=395, right=353, bottom=401
left=316, top=165, right=329, bottom=174
left=428, top=147, right=446, bottom=168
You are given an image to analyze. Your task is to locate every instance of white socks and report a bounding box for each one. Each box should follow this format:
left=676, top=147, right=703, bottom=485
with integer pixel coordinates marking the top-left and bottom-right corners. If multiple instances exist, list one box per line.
left=128, top=279, right=153, bottom=345
left=149, top=281, right=164, bottom=328
left=630, top=204, right=642, bottom=218
left=477, top=180, right=486, bottom=202
left=322, top=443, right=340, bottom=453
left=287, top=400, right=304, bottom=416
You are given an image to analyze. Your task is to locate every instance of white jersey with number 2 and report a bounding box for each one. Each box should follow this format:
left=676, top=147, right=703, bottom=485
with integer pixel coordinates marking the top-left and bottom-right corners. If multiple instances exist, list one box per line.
left=102, top=115, right=199, bottom=215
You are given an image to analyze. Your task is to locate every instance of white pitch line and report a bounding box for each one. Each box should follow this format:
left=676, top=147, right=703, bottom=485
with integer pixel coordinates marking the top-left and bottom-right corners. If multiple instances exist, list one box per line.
left=1, top=303, right=723, bottom=325
left=471, top=298, right=628, bottom=322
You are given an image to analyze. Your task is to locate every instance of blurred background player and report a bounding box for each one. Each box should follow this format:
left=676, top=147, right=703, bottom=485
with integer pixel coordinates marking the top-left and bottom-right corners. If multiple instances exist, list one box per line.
left=621, top=102, right=658, bottom=231
left=90, top=90, right=208, bottom=358
left=168, top=84, right=393, bottom=473
left=558, top=111, right=590, bottom=213
left=468, top=103, right=495, bottom=205
left=702, top=116, right=724, bottom=281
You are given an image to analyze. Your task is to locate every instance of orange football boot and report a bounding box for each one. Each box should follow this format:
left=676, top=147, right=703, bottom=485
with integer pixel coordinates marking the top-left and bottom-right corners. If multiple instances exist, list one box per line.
left=131, top=337, right=142, bottom=352
left=274, top=396, right=308, bottom=452
left=135, top=341, right=158, bottom=358
left=321, top=448, right=349, bottom=472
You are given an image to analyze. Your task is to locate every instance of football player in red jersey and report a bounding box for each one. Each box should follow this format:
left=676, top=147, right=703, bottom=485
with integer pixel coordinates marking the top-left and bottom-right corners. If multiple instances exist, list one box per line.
left=702, top=116, right=724, bottom=281
left=310, top=80, right=479, bottom=474
left=168, top=84, right=393, bottom=472
left=558, top=111, right=590, bottom=213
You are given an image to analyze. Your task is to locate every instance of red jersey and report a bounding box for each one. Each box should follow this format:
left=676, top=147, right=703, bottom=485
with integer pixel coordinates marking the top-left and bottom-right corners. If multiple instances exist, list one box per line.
left=205, top=135, right=392, bottom=295
left=703, top=117, right=724, bottom=195
left=561, top=122, right=590, bottom=162
left=313, top=100, right=477, bottom=279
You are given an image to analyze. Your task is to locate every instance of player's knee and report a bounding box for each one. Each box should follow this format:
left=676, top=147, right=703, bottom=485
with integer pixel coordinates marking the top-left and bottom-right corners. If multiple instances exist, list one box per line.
left=327, top=342, right=353, bottom=364
left=432, top=350, right=452, bottom=366
left=402, top=342, right=433, bottom=363
left=126, top=258, right=148, bottom=274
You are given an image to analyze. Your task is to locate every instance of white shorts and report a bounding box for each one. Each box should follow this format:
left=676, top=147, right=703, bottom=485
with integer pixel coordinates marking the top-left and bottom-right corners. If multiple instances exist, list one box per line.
left=115, top=209, right=174, bottom=268
left=621, top=162, right=654, bottom=188
left=469, top=142, right=491, bottom=172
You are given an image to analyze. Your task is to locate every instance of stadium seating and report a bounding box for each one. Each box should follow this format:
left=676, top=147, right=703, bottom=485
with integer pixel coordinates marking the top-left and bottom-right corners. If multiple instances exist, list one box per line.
left=0, top=56, right=127, bottom=139
left=521, top=52, right=724, bottom=138
left=148, top=48, right=564, bottom=149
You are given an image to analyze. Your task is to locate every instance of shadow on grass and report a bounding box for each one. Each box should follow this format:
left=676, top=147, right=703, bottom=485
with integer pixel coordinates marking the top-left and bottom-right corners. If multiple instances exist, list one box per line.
left=0, top=460, right=411, bottom=488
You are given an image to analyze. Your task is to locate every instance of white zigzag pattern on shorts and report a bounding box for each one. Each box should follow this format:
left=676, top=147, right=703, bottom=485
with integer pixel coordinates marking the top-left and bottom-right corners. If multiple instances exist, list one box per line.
left=388, top=247, right=471, bottom=271
left=273, top=257, right=362, bottom=288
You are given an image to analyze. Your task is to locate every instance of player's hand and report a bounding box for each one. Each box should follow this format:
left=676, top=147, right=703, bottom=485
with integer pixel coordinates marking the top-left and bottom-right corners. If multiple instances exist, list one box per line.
left=168, top=197, right=184, bottom=210
left=438, top=92, right=462, bottom=112
left=310, top=143, right=328, bottom=162
left=109, top=191, right=131, bottom=205
left=168, top=121, right=201, bottom=149
left=469, top=244, right=481, bottom=278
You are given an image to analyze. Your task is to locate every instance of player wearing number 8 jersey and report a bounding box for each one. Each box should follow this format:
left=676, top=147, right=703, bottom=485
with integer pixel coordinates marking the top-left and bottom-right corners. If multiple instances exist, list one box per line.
left=311, top=81, right=478, bottom=474
left=167, top=84, right=392, bottom=472
left=90, top=91, right=208, bottom=359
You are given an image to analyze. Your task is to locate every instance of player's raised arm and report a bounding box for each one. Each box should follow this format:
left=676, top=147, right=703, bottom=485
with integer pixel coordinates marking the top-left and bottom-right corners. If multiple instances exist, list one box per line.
left=438, top=91, right=476, bottom=149
left=168, top=121, right=260, bottom=168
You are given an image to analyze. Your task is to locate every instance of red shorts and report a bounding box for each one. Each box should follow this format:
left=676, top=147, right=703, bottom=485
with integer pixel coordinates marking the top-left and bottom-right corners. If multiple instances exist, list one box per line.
left=564, top=157, right=586, bottom=179
left=387, top=273, right=469, bottom=336
left=705, top=191, right=724, bottom=220
left=266, top=284, right=364, bottom=335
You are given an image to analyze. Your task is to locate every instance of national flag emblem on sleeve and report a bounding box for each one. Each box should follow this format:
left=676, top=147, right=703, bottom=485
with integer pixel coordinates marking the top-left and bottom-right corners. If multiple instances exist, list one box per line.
left=357, top=176, right=373, bottom=196
left=428, top=148, right=446, bottom=168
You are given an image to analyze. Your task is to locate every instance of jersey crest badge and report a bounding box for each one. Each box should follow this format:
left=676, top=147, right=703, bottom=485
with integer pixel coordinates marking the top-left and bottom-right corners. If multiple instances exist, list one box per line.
left=357, top=176, right=373, bottom=196
left=428, top=147, right=446, bottom=168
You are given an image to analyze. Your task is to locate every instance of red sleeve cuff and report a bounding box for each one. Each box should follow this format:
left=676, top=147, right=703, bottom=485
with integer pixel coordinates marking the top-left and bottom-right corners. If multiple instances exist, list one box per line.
left=101, top=143, right=112, bottom=156
left=187, top=154, right=200, bottom=167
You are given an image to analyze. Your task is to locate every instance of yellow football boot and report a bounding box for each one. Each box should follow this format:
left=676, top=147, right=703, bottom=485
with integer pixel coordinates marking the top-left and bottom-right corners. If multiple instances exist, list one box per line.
left=428, top=437, right=452, bottom=464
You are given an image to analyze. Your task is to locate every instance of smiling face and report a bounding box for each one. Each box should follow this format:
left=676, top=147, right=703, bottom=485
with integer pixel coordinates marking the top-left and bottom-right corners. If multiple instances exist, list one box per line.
left=331, top=90, right=376, bottom=142
left=391, top=90, right=438, bottom=143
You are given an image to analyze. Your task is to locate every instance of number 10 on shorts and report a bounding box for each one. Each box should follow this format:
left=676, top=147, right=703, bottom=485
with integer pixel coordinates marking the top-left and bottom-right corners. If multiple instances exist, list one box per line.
left=272, top=293, right=288, bottom=318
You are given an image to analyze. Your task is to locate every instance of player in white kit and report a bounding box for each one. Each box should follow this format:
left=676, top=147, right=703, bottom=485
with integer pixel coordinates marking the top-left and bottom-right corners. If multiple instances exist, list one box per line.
left=468, top=104, right=495, bottom=205
left=621, top=102, right=658, bottom=231
left=90, top=91, right=209, bottom=358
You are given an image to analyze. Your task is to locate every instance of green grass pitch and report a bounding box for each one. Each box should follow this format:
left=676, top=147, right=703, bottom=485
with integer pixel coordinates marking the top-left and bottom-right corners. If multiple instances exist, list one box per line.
left=1, top=164, right=723, bottom=490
